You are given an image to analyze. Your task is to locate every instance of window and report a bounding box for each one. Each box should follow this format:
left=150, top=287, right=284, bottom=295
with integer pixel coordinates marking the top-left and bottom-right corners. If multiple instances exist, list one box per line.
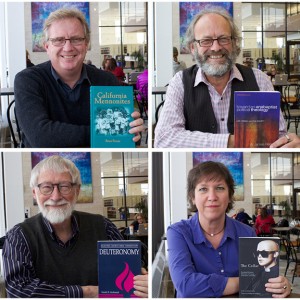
left=100, top=152, right=148, bottom=228
left=98, top=2, right=148, bottom=70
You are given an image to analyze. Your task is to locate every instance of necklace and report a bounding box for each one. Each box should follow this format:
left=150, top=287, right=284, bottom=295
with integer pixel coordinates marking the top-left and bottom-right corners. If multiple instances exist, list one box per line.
left=200, top=224, right=225, bottom=237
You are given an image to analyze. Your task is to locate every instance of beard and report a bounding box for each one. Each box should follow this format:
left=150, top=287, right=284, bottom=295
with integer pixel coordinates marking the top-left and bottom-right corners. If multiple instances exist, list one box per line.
left=37, top=198, right=76, bottom=224
left=193, top=47, right=239, bottom=77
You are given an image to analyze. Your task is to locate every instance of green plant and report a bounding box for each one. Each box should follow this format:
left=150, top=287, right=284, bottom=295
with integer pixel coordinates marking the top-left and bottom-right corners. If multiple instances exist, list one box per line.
left=279, top=200, right=291, bottom=218
left=131, top=50, right=145, bottom=71
left=272, top=54, right=285, bottom=72
left=135, top=199, right=148, bottom=221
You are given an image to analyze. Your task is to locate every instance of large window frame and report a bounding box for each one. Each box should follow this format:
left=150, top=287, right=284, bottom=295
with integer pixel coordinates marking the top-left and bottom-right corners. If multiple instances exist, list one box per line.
left=241, top=2, right=300, bottom=79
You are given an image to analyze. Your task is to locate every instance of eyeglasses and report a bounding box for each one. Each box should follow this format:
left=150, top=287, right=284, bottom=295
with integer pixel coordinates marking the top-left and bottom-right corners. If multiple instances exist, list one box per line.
left=257, top=250, right=276, bottom=258
left=194, top=36, right=232, bottom=47
left=37, top=182, right=77, bottom=195
left=48, top=37, right=86, bottom=47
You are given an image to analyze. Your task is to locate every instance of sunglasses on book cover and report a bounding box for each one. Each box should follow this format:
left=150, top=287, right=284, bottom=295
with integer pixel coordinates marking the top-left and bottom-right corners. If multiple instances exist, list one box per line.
left=257, top=250, right=275, bottom=258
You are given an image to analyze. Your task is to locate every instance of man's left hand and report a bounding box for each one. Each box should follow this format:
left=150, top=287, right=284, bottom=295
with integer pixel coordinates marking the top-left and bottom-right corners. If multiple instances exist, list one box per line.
left=129, top=111, right=144, bottom=142
left=133, top=268, right=148, bottom=298
left=270, top=133, right=300, bottom=148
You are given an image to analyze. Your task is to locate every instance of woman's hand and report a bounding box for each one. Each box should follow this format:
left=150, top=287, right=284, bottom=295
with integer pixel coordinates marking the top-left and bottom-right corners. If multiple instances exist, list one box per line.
left=129, top=111, right=144, bottom=142
left=265, top=276, right=292, bottom=298
left=133, top=268, right=148, bottom=298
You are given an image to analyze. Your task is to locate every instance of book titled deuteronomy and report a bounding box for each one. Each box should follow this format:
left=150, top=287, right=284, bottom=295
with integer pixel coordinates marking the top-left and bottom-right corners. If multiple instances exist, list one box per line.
left=234, top=91, right=281, bottom=148
left=90, top=86, right=135, bottom=148
left=239, top=237, right=280, bottom=298
left=98, top=240, right=141, bottom=298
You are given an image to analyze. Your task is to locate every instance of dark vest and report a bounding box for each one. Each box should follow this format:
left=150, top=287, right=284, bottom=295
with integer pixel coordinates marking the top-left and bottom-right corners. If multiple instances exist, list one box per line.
left=182, top=64, right=260, bottom=134
left=20, top=211, right=108, bottom=286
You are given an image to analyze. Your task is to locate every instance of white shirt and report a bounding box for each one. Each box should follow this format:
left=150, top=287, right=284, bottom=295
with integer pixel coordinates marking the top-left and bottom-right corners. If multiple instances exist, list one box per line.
left=154, top=65, right=287, bottom=148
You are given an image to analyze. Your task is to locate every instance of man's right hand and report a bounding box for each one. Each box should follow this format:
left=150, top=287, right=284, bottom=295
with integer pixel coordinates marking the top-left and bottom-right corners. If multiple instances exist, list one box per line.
left=82, top=286, right=98, bottom=298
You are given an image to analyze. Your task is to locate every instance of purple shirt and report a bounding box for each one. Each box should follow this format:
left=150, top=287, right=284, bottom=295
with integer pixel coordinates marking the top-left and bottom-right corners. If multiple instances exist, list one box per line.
left=167, top=213, right=256, bottom=297
left=136, top=69, right=148, bottom=102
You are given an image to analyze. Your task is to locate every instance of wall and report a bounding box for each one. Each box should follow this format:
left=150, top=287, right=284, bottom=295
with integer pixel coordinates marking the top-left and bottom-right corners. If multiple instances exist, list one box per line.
left=21, top=152, right=103, bottom=218
left=24, top=2, right=101, bottom=68
left=171, top=2, right=243, bottom=69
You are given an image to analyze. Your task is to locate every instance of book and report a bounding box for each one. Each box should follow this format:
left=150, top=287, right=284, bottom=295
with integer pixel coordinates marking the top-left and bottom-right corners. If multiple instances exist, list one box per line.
left=239, top=237, right=280, bottom=298
left=98, top=240, right=141, bottom=298
left=90, top=86, right=135, bottom=148
left=234, top=91, right=281, bottom=148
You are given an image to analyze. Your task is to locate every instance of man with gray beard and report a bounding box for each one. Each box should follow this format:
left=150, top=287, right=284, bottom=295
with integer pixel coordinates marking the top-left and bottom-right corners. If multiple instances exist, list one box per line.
left=154, top=6, right=300, bottom=148
left=2, top=155, right=148, bottom=298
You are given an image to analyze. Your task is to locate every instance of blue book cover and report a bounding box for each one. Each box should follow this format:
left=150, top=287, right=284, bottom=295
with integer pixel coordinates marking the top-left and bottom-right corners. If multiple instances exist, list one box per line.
left=234, top=91, right=281, bottom=148
left=98, top=240, right=141, bottom=298
left=90, top=86, right=135, bottom=148
left=239, top=237, right=280, bottom=298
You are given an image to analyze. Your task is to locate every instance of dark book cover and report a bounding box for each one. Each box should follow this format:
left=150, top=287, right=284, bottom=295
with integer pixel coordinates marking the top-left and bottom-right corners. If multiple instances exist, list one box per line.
left=98, top=240, right=141, bottom=298
left=239, top=237, right=280, bottom=298
left=234, top=91, right=281, bottom=148
left=90, top=86, right=135, bottom=148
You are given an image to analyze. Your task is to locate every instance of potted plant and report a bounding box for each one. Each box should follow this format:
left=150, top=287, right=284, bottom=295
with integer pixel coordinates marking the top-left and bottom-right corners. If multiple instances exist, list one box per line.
left=134, top=199, right=148, bottom=221
left=131, top=50, right=145, bottom=71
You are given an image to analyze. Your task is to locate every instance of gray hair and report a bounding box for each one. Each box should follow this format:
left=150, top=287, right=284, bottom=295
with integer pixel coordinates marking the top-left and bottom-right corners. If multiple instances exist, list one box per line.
left=43, top=8, right=90, bottom=44
left=30, top=155, right=82, bottom=188
left=185, top=6, right=241, bottom=55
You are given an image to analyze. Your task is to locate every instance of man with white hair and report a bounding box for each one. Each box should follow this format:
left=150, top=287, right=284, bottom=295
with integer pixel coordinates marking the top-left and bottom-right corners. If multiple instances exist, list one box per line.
left=2, top=155, right=148, bottom=298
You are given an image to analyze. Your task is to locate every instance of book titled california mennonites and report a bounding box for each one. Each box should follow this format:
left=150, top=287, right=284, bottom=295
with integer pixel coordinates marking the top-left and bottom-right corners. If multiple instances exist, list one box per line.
left=234, top=91, right=281, bottom=148
left=239, top=237, right=280, bottom=298
left=98, top=240, right=141, bottom=298
left=90, top=86, right=135, bottom=148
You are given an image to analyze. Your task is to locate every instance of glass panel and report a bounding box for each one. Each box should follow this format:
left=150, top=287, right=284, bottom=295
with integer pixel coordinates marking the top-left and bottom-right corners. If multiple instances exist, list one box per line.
left=121, top=2, right=147, bottom=26
left=294, top=154, right=300, bottom=179
left=252, top=180, right=270, bottom=208
left=263, top=33, right=286, bottom=73
left=122, top=27, right=147, bottom=70
left=287, top=3, right=300, bottom=31
left=98, top=2, right=121, bottom=27
left=124, top=152, right=148, bottom=177
left=100, top=152, right=123, bottom=178
left=241, top=3, right=262, bottom=31
left=263, top=3, right=285, bottom=32
left=272, top=180, right=292, bottom=217
left=241, top=32, right=262, bottom=69
left=251, top=153, right=270, bottom=180
left=99, top=27, right=122, bottom=68
left=270, top=153, right=293, bottom=180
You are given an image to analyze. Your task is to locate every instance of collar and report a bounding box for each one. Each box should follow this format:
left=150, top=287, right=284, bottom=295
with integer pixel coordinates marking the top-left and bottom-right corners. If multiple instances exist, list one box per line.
left=191, top=213, right=236, bottom=245
left=50, top=64, right=91, bottom=87
left=194, top=64, right=244, bottom=87
left=42, top=213, right=79, bottom=241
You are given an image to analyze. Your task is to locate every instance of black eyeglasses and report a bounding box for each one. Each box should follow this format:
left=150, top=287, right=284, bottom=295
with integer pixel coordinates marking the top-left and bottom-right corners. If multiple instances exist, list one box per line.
left=37, top=182, right=77, bottom=195
left=194, top=36, right=232, bottom=47
left=257, top=250, right=275, bottom=258
left=48, top=37, right=86, bottom=47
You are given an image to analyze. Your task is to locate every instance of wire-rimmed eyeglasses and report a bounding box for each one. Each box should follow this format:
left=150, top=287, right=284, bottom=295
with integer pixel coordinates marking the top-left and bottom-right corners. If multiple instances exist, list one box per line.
left=37, top=182, right=77, bottom=195
left=48, top=37, right=86, bottom=47
left=194, top=36, right=232, bottom=47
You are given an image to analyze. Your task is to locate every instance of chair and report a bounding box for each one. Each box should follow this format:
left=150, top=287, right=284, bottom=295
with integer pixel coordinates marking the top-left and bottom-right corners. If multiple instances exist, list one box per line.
left=282, top=84, right=300, bottom=134
left=283, top=236, right=300, bottom=283
left=135, top=84, right=148, bottom=144
left=6, top=100, right=22, bottom=148
left=155, top=101, right=165, bottom=124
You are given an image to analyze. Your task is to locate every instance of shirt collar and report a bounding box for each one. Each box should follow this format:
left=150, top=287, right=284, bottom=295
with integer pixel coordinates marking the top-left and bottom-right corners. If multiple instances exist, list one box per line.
left=191, top=213, right=236, bottom=244
left=50, top=64, right=91, bottom=87
left=194, top=64, right=244, bottom=87
left=42, top=213, right=79, bottom=241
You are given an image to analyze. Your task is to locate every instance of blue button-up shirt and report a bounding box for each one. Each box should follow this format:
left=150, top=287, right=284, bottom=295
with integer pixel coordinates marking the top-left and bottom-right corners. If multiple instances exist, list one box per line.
left=167, top=213, right=256, bottom=297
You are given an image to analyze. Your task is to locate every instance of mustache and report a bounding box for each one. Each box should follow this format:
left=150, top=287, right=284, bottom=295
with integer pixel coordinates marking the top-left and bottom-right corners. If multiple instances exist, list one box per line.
left=202, top=49, right=229, bottom=59
left=43, top=199, right=70, bottom=207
